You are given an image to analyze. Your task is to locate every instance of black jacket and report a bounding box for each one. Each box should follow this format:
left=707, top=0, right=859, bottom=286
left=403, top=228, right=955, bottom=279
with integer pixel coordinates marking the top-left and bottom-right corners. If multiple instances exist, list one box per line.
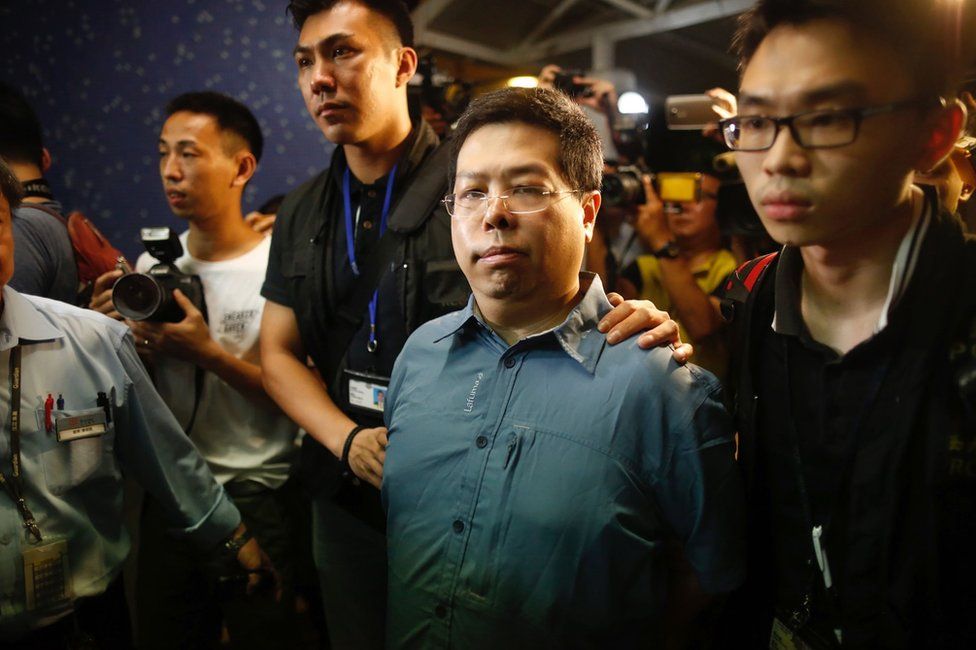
left=722, top=205, right=976, bottom=648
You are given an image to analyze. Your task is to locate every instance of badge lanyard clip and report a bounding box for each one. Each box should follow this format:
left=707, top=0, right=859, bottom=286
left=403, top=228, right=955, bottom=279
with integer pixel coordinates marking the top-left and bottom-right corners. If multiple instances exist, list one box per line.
left=343, top=164, right=398, bottom=354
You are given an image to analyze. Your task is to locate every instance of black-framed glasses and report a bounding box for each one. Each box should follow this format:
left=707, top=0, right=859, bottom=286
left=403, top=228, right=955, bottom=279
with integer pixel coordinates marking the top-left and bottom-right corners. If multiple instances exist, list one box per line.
left=719, top=98, right=940, bottom=152
left=443, top=186, right=583, bottom=218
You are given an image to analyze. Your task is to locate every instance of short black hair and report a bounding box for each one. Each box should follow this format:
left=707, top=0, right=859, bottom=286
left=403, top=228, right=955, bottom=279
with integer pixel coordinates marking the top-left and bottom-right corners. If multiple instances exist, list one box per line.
left=165, top=92, right=264, bottom=162
left=0, top=82, right=44, bottom=168
left=450, top=87, right=603, bottom=192
left=732, top=0, right=970, bottom=97
left=286, top=0, right=414, bottom=47
left=0, top=157, right=25, bottom=209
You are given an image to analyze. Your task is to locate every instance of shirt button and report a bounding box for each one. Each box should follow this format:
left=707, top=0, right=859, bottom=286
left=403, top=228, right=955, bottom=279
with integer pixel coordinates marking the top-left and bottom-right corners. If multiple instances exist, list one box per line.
left=362, top=220, right=373, bottom=230
left=475, top=435, right=488, bottom=448
left=435, top=604, right=448, bottom=619
left=452, top=519, right=464, bottom=534
left=367, top=190, right=377, bottom=198
left=504, top=357, right=516, bottom=369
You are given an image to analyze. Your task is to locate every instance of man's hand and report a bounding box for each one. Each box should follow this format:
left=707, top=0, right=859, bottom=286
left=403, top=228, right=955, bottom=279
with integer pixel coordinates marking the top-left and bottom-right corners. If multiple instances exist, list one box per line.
left=633, top=174, right=672, bottom=250
left=89, top=269, right=125, bottom=320
left=129, top=289, right=220, bottom=363
left=702, top=87, right=737, bottom=142
left=348, top=426, right=388, bottom=489
left=537, top=64, right=561, bottom=89
left=244, top=210, right=276, bottom=236
left=233, top=527, right=282, bottom=599
left=598, top=294, right=694, bottom=363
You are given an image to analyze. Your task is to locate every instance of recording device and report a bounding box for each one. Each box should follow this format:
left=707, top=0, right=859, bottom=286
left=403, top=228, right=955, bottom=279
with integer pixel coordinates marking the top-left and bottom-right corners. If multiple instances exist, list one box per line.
left=553, top=69, right=594, bottom=99
left=412, top=54, right=472, bottom=132
left=601, top=168, right=704, bottom=208
left=112, top=228, right=207, bottom=323
left=665, top=94, right=722, bottom=130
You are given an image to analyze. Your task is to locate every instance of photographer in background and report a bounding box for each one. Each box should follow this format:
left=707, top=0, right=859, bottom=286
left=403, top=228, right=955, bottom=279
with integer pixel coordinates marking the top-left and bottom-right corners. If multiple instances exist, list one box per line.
left=0, top=82, right=79, bottom=305
left=617, top=137, right=737, bottom=381
left=539, top=64, right=622, bottom=162
left=92, top=92, right=304, bottom=650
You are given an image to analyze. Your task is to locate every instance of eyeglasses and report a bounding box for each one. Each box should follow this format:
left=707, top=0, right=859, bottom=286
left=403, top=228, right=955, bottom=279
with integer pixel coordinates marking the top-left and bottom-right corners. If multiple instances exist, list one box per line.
left=443, top=186, right=583, bottom=218
left=719, top=98, right=939, bottom=152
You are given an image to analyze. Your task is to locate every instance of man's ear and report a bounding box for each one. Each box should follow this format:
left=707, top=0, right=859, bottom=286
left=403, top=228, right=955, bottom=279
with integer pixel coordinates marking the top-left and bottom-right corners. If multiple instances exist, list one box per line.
left=916, top=99, right=966, bottom=173
left=395, top=46, right=418, bottom=88
left=231, top=151, right=258, bottom=188
left=582, top=191, right=601, bottom=243
left=40, top=148, right=52, bottom=173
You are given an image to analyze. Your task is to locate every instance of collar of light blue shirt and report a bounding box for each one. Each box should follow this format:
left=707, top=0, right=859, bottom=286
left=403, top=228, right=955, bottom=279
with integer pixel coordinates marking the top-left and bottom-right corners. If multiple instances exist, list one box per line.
left=0, top=286, right=65, bottom=351
left=434, top=272, right=612, bottom=374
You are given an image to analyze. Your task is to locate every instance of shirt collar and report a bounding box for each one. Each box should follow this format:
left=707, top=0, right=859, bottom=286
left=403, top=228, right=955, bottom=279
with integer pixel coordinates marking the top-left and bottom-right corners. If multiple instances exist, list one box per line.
left=434, top=272, right=611, bottom=374
left=772, top=188, right=934, bottom=337
left=0, top=286, right=64, bottom=351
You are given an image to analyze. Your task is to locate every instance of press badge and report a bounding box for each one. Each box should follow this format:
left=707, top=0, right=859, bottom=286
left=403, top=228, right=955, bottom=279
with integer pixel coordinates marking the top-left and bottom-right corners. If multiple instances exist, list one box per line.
left=344, top=369, right=389, bottom=415
left=55, top=411, right=107, bottom=442
left=23, top=538, right=72, bottom=612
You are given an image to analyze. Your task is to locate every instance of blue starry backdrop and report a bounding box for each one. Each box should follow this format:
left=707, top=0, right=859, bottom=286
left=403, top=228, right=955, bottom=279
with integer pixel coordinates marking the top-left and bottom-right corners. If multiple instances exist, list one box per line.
left=1, top=0, right=334, bottom=260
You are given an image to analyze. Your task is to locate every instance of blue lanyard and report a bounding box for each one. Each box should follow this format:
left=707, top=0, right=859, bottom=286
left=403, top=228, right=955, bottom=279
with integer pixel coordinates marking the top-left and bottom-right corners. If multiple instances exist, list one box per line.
left=342, top=164, right=397, bottom=353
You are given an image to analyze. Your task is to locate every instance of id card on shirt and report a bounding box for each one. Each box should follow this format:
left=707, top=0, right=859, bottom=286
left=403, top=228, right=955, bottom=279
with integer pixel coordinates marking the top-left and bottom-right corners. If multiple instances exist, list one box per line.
left=343, top=369, right=389, bottom=415
left=23, top=538, right=72, bottom=612
left=55, top=410, right=107, bottom=442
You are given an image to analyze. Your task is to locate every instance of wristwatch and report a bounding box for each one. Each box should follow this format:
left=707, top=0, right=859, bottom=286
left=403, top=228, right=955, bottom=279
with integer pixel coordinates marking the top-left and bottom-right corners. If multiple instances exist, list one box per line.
left=652, top=241, right=681, bottom=259
left=220, top=528, right=253, bottom=559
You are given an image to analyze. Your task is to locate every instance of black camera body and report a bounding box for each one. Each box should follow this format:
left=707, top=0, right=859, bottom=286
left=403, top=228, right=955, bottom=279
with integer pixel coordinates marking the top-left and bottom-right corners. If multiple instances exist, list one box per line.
left=112, top=228, right=207, bottom=323
left=553, top=69, right=593, bottom=99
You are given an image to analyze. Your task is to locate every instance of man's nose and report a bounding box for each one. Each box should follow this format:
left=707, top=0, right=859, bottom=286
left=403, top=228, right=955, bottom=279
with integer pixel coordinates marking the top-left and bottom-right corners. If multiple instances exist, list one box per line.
left=761, top=126, right=812, bottom=178
left=161, top=153, right=181, bottom=180
left=310, top=60, right=337, bottom=94
left=483, top=195, right=514, bottom=230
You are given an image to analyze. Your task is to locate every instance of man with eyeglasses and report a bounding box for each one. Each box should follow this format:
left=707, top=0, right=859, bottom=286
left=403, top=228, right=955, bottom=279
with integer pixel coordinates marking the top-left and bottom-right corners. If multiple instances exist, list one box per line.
left=716, top=1, right=976, bottom=647
left=380, top=87, right=745, bottom=649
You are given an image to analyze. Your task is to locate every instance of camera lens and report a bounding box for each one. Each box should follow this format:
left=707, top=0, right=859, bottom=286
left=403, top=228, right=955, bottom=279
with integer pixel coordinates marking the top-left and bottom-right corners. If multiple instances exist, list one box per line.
left=112, top=273, right=164, bottom=321
left=601, top=171, right=645, bottom=208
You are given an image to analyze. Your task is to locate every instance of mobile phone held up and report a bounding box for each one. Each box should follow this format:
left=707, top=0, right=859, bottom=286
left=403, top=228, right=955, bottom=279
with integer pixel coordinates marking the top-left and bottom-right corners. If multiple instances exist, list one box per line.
left=665, top=94, right=721, bottom=130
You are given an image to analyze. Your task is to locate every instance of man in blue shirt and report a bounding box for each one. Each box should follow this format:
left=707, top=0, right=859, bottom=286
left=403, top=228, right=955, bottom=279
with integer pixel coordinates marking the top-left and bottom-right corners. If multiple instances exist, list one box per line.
left=0, top=160, right=276, bottom=648
left=382, top=87, right=745, bottom=649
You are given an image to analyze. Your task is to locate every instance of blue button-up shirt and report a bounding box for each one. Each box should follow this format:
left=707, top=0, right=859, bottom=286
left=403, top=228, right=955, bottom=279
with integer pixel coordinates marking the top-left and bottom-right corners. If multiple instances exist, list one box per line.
left=0, top=287, right=240, bottom=637
left=382, top=274, right=744, bottom=649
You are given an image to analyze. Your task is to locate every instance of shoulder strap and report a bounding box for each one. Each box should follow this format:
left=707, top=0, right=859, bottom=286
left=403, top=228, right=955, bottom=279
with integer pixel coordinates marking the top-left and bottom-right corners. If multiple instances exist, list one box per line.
left=15, top=202, right=68, bottom=226
left=319, top=141, right=452, bottom=383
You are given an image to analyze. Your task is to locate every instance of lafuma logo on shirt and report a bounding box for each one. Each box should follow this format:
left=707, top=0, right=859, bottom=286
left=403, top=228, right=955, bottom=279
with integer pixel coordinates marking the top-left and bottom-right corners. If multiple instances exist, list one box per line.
left=464, top=372, right=484, bottom=413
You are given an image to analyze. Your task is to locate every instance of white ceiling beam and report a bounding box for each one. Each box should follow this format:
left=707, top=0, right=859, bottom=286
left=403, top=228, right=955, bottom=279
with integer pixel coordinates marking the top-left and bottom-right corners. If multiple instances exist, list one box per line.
left=600, top=0, right=654, bottom=19
left=519, top=0, right=752, bottom=61
left=519, top=0, right=582, bottom=47
left=413, top=29, right=517, bottom=66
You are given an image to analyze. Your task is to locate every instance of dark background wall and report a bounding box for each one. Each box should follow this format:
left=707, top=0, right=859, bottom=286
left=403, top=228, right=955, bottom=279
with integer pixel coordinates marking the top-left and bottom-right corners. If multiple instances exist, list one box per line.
left=1, top=0, right=335, bottom=261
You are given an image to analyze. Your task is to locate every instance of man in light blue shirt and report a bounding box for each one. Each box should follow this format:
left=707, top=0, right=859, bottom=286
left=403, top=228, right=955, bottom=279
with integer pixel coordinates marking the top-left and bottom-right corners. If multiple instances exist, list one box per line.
left=0, top=161, right=274, bottom=647
left=382, top=87, right=745, bottom=649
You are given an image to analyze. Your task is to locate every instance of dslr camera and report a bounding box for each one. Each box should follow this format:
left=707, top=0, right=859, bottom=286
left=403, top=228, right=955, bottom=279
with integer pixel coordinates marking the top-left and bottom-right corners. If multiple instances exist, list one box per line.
left=553, top=69, right=594, bottom=99
left=112, top=228, right=207, bottom=323
left=602, top=167, right=706, bottom=208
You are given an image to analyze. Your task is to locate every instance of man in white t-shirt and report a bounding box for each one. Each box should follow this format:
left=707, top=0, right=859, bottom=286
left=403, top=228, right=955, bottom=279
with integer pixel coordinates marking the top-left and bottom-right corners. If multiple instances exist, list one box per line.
left=99, top=92, right=302, bottom=649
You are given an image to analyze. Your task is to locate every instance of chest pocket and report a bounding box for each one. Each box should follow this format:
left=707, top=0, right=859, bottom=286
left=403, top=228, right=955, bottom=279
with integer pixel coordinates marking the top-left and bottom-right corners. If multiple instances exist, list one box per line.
left=35, top=408, right=118, bottom=496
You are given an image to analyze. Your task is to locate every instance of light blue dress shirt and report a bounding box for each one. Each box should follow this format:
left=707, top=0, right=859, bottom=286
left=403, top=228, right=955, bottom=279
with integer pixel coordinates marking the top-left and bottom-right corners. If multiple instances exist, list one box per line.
left=382, top=274, right=745, bottom=649
left=0, top=286, right=240, bottom=637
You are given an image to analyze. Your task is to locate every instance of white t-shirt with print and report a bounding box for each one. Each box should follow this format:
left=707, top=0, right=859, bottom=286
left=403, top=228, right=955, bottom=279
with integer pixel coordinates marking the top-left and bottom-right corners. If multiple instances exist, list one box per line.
left=136, top=231, right=297, bottom=488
